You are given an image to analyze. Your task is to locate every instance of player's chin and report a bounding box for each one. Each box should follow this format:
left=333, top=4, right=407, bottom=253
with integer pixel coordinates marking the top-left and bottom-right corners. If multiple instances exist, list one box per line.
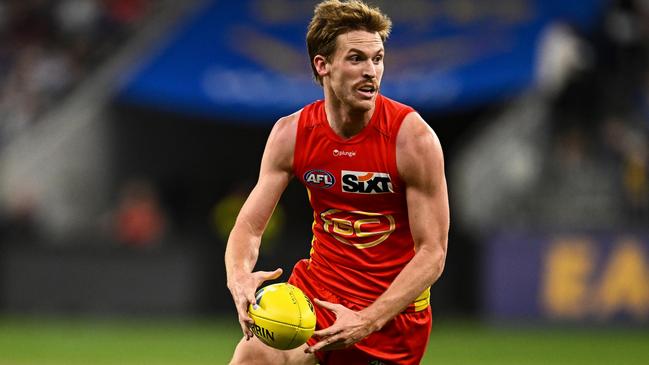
left=349, top=97, right=375, bottom=111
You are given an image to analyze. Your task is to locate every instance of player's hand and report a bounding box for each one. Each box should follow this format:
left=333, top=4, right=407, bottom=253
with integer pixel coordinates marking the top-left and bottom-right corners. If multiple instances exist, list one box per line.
left=305, top=298, right=376, bottom=353
left=227, top=268, right=283, bottom=340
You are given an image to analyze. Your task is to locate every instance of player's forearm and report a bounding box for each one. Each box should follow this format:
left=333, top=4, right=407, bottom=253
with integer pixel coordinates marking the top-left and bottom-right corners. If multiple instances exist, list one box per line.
left=224, top=169, right=290, bottom=284
left=225, top=223, right=263, bottom=285
left=360, top=243, right=446, bottom=331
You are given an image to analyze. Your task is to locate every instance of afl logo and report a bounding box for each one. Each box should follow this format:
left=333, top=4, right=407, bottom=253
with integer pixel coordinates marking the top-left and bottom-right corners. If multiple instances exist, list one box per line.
left=304, top=169, right=335, bottom=188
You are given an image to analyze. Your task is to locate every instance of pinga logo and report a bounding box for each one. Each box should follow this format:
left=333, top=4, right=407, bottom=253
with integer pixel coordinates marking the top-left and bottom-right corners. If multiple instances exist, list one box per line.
left=304, top=169, right=335, bottom=188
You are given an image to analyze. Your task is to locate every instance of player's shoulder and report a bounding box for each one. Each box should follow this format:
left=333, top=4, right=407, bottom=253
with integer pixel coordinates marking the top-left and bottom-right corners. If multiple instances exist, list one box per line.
left=264, top=110, right=303, bottom=173
left=400, top=112, right=440, bottom=144
left=276, top=109, right=301, bottom=128
left=396, top=112, right=443, bottom=168
left=270, top=109, right=301, bottom=143
left=396, top=112, right=445, bottom=187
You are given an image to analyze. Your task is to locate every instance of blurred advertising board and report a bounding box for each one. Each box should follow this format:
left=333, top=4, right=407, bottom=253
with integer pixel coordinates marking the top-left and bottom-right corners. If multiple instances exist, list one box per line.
left=484, top=233, right=649, bottom=324
left=117, top=0, right=606, bottom=122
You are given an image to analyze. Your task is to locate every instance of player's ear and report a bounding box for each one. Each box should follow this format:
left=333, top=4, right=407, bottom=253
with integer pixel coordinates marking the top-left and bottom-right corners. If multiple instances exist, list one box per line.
left=313, top=55, right=329, bottom=78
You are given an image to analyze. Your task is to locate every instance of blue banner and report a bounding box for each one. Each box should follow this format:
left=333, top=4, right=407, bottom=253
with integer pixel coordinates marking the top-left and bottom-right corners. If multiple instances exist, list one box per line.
left=485, top=233, right=649, bottom=324
left=117, top=0, right=607, bottom=123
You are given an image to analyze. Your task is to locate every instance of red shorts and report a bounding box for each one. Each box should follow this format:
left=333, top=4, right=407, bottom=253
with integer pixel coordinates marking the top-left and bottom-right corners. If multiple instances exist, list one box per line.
left=288, top=259, right=432, bottom=365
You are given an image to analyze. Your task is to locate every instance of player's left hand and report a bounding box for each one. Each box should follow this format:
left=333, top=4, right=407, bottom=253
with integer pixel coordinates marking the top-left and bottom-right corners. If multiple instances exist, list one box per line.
left=305, top=298, right=376, bottom=353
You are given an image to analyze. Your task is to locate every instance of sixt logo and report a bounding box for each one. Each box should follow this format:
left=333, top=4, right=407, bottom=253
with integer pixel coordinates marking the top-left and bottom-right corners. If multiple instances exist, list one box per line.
left=342, top=170, right=393, bottom=194
left=304, top=169, right=335, bottom=188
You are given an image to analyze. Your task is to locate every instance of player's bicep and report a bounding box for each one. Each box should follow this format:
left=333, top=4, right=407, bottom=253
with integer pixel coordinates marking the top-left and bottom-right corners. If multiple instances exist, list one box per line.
left=405, top=178, right=448, bottom=254
left=397, top=113, right=449, bottom=253
left=235, top=170, right=290, bottom=237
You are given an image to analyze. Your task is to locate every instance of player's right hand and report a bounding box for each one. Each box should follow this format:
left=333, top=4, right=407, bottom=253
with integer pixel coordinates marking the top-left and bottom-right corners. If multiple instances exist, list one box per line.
left=227, top=268, right=283, bottom=340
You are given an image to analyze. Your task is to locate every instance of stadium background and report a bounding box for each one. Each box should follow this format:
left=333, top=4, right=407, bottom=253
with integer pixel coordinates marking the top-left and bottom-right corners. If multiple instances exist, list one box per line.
left=0, top=0, right=648, bottom=364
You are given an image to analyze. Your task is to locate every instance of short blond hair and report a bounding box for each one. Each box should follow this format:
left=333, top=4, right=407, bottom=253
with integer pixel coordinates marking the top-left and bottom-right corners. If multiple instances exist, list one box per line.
left=306, top=0, right=392, bottom=85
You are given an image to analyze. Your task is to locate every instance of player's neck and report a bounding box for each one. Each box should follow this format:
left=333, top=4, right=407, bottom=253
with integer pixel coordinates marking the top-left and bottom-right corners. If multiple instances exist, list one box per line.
left=323, top=94, right=375, bottom=140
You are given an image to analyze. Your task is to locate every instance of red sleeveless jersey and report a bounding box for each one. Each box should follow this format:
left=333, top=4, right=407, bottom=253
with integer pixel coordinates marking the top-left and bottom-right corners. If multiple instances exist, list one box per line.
left=293, top=94, right=428, bottom=309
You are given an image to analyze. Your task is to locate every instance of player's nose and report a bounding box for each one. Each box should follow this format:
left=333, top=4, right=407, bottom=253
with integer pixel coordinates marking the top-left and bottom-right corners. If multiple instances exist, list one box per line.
left=362, top=60, right=377, bottom=79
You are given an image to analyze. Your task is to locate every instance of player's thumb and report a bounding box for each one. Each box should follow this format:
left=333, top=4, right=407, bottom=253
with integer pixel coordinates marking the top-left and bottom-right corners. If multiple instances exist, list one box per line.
left=258, top=268, right=283, bottom=281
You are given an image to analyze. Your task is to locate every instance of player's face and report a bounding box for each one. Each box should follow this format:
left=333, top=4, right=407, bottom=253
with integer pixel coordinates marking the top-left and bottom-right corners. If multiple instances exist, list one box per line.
left=325, top=30, right=384, bottom=112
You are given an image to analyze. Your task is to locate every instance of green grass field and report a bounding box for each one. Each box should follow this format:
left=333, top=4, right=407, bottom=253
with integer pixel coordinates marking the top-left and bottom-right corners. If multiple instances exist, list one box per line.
left=0, top=316, right=647, bottom=365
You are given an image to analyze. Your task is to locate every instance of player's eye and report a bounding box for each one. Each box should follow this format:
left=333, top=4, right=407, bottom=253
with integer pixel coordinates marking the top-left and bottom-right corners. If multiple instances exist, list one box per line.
left=373, top=55, right=383, bottom=64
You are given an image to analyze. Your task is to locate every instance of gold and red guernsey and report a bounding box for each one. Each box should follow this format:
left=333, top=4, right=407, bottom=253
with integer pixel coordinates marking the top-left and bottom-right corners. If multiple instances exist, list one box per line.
left=293, top=94, right=429, bottom=311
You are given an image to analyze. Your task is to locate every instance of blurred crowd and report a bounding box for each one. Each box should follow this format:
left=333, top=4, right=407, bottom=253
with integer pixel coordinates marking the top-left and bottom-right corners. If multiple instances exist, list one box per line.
left=0, top=0, right=152, bottom=146
left=454, top=0, right=649, bottom=233
left=0, top=0, right=158, bottom=246
left=538, top=0, right=649, bottom=229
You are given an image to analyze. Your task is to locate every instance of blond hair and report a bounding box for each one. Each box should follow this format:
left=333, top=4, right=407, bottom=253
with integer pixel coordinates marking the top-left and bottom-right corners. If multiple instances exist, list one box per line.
left=306, top=0, right=392, bottom=85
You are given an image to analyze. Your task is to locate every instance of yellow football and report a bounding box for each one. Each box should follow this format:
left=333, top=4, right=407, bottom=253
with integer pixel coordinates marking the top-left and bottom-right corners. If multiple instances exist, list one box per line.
left=248, top=282, right=316, bottom=350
